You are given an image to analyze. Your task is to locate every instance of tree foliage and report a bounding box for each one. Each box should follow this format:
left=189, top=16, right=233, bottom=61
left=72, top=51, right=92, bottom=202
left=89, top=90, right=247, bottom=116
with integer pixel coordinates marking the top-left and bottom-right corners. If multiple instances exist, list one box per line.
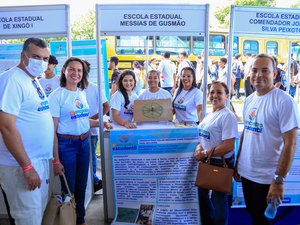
left=214, top=0, right=276, bottom=27
left=71, top=10, right=96, bottom=40
left=291, top=1, right=300, bottom=8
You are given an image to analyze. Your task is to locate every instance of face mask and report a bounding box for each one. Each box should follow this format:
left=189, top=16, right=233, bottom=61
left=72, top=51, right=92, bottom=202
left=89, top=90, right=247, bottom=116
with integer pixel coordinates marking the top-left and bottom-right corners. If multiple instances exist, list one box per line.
left=24, top=55, right=48, bottom=77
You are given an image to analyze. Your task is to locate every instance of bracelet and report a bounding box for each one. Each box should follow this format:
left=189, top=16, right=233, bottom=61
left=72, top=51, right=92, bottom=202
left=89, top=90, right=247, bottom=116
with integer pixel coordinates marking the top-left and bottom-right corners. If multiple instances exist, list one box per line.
left=52, top=160, right=60, bottom=165
left=22, top=164, right=33, bottom=172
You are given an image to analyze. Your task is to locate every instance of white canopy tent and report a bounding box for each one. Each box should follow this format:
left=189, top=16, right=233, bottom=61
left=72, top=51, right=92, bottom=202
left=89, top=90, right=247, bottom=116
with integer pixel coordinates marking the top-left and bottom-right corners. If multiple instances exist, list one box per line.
left=96, top=3, right=210, bottom=221
left=0, top=4, right=74, bottom=217
left=227, top=5, right=300, bottom=96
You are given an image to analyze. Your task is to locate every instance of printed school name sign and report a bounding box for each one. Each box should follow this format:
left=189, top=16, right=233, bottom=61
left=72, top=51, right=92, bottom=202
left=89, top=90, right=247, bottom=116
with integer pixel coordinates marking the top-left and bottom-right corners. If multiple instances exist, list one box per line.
left=97, top=4, right=208, bottom=35
left=233, top=6, right=300, bottom=38
left=0, top=5, right=69, bottom=38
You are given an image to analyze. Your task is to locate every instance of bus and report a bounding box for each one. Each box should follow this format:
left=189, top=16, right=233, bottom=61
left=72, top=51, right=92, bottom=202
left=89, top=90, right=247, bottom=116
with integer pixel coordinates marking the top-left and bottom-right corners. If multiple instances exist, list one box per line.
left=104, top=32, right=300, bottom=73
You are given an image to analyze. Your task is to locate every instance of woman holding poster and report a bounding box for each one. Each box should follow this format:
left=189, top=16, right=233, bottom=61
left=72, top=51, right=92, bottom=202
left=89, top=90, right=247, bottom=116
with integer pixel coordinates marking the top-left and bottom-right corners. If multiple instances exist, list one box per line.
left=110, top=70, right=138, bottom=128
left=193, top=81, right=238, bottom=225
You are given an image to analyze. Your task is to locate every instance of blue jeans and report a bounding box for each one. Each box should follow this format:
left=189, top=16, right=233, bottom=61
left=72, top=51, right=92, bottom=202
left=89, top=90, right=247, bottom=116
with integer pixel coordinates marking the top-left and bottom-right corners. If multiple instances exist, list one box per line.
left=58, top=136, right=90, bottom=224
left=90, top=135, right=101, bottom=184
left=198, top=157, right=234, bottom=225
left=289, top=84, right=296, bottom=98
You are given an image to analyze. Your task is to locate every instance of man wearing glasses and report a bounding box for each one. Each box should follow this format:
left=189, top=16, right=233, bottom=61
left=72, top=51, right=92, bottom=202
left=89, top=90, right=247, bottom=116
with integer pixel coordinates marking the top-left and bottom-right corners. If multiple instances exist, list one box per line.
left=0, top=37, right=54, bottom=225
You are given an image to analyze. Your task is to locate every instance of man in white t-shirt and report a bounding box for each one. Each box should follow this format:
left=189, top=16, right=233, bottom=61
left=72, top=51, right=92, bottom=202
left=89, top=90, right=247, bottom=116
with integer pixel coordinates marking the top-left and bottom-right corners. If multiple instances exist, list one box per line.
left=176, top=50, right=194, bottom=89
left=238, top=54, right=300, bottom=225
left=158, top=51, right=176, bottom=94
left=0, top=38, right=54, bottom=225
left=39, top=55, right=60, bottom=96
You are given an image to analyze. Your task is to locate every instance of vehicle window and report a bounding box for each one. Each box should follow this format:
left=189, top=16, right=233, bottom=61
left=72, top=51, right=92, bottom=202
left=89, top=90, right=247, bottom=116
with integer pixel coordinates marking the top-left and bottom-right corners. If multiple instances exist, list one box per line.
left=193, top=35, right=225, bottom=56
left=116, top=36, right=153, bottom=55
left=292, top=42, right=300, bottom=60
left=266, top=41, right=278, bottom=56
left=233, top=36, right=239, bottom=56
left=243, top=40, right=258, bottom=55
left=156, top=36, right=190, bottom=55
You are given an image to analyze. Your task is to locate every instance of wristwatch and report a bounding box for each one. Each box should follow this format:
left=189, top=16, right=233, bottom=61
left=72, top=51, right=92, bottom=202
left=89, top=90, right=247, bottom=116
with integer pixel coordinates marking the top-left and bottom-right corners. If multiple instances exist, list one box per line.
left=274, top=175, right=285, bottom=184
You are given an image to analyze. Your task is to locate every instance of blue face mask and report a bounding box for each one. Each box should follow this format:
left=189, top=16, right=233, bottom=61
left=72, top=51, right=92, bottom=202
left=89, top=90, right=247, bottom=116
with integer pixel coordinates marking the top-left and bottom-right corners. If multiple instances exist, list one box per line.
left=24, top=54, right=48, bottom=77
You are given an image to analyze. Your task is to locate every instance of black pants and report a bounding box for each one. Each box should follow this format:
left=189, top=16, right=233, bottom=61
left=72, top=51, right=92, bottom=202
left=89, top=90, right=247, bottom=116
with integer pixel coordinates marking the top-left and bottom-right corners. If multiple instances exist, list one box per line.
left=241, top=177, right=272, bottom=225
left=0, top=185, right=15, bottom=225
left=244, top=77, right=254, bottom=97
left=234, top=78, right=241, bottom=99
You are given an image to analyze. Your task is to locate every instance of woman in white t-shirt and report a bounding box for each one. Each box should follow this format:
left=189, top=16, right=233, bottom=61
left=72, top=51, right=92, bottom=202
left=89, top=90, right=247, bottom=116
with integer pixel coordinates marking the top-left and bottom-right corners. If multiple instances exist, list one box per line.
left=111, top=70, right=138, bottom=128
left=138, top=70, right=172, bottom=100
left=193, top=81, right=238, bottom=225
left=48, top=57, right=99, bottom=225
left=172, top=67, right=203, bottom=124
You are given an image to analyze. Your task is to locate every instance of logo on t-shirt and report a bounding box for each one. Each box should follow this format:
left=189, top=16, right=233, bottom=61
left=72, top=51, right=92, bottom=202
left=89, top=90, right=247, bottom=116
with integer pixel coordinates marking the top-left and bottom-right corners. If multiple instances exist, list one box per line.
left=173, top=103, right=186, bottom=111
left=37, top=100, right=50, bottom=112
left=75, top=99, right=84, bottom=109
left=245, top=107, right=263, bottom=133
left=124, top=104, right=134, bottom=115
left=198, top=123, right=210, bottom=140
left=70, top=99, right=89, bottom=120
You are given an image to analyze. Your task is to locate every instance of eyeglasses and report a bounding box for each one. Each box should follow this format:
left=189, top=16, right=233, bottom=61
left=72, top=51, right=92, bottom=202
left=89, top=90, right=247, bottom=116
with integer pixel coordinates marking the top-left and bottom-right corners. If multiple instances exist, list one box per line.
left=32, top=79, right=45, bottom=100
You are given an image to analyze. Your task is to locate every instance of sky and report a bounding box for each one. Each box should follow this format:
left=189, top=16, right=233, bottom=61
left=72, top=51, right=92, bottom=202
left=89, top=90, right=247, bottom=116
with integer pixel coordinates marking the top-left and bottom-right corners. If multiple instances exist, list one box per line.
left=0, top=0, right=299, bottom=23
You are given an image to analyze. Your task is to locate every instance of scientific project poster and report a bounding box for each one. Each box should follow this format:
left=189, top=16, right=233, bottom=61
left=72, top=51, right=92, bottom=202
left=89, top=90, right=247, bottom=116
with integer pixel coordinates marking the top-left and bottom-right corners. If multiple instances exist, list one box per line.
left=110, top=126, right=200, bottom=225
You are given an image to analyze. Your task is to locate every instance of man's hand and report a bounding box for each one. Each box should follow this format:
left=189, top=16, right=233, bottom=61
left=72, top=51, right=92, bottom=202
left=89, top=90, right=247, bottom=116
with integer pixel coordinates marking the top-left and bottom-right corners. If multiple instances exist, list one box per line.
left=267, top=181, right=284, bottom=206
left=23, top=167, right=41, bottom=191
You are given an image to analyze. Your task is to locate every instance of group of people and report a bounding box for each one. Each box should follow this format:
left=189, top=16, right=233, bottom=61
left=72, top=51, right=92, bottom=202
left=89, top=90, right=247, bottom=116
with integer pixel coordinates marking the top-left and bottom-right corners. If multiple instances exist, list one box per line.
left=0, top=37, right=299, bottom=225
left=109, top=66, right=203, bottom=128
left=194, top=54, right=299, bottom=225
left=0, top=37, right=108, bottom=225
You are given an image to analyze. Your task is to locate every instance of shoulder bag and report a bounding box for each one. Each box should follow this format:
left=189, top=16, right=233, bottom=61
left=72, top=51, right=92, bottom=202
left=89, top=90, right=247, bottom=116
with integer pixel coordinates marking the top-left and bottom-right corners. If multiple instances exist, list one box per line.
left=195, top=148, right=234, bottom=194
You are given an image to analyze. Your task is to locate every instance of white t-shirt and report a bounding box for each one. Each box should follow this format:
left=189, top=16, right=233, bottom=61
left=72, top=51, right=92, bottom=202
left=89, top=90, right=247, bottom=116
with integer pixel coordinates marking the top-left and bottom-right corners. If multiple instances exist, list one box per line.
left=138, top=88, right=172, bottom=100
left=198, top=107, right=238, bottom=159
left=0, top=67, right=54, bottom=166
left=238, top=88, right=300, bottom=184
left=110, top=91, right=138, bottom=122
left=39, top=75, right=60, bottom=97
left=85, top=82, right=108, bottom=136
left=173, top=88, right=203, bottom=123
left=158, top=59, right=176, bottom=87
left=177, top=59, right=191, bottom=77
left=49, top=87, right=90, bottom=135
left=218, top=66, right=228, bottom=84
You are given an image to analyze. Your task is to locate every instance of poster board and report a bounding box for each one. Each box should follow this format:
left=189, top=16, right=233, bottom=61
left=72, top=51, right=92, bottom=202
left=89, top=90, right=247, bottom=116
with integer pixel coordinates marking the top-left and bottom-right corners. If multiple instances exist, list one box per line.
left=133, top=99, right=173, bottom=122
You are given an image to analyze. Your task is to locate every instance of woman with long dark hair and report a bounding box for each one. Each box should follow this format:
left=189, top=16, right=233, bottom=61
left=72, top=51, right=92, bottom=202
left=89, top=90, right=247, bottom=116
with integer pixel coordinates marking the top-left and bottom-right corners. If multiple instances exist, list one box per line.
left=110, top=70, right=138, bottom=128
left=172, top=67, right=203, bottom=124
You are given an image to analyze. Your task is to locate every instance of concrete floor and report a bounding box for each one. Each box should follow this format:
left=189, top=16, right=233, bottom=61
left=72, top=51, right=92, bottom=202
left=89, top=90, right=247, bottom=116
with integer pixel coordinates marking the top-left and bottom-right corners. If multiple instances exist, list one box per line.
left=85, top=191, right=112, bottom=225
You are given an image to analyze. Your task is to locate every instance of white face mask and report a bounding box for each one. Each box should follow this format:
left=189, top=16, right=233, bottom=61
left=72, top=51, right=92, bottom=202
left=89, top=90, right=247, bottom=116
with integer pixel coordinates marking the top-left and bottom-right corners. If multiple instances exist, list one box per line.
left=24, top=54, right=48, bottom=77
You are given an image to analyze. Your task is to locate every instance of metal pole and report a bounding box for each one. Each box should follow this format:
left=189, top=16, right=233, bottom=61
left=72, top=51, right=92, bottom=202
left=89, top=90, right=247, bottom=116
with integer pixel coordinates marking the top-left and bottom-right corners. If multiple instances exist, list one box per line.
left=95, top=4, right=108, bottom=222
left=66, top=5, right=72, bottom=57
left=202, top=4, right=210, bottom=119
left=227, top=5, right=235, bottom=108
